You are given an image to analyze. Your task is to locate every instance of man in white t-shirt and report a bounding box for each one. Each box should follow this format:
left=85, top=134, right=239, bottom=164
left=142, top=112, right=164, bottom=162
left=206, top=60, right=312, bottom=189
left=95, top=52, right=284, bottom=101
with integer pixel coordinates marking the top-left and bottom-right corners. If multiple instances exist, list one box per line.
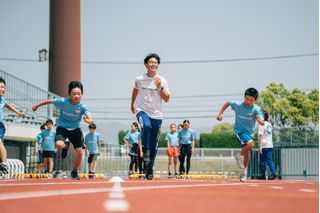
left=257, top=112, right=277, bottom=180
left=130, top=53, right=170, bottom=180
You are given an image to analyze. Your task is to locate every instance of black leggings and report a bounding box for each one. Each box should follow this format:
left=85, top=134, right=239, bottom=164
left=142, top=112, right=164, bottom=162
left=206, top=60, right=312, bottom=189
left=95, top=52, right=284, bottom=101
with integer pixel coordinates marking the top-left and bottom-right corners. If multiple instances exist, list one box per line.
left=129, top=155, right=138, bottom=172
left=179, top=144, right=192, bottom=174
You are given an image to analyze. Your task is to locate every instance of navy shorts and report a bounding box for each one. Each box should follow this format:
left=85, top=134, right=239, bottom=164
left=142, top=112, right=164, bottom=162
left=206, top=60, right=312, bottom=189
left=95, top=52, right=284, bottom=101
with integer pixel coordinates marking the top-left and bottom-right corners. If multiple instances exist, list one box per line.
left=88, top=154, right=98, bottom=163
left=42, top=150, right=55, bottom=158
left=55, top=127, right=84, bottom=148
left=235, top=132, right=254, bottom=146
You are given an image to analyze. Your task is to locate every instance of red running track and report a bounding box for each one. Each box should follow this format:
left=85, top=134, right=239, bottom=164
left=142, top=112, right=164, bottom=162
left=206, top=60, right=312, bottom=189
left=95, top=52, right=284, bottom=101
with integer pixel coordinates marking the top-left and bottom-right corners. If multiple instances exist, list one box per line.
left=0, top=178, right=318, bottom=213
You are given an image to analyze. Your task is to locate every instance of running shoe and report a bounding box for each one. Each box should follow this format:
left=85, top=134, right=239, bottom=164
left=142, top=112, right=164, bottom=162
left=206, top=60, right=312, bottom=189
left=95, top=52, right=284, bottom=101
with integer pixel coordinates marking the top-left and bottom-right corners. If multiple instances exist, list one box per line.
left=71, top=169, right=80, bottom=180
left=256, top=175, right=266, bottom=180
left=145, top=164, right=153, bottom=180
left=240, top=173, right=246, bottom=182
left=0, top=162, right=8, bottom=174
left=268, top=174, right=277, bottom=180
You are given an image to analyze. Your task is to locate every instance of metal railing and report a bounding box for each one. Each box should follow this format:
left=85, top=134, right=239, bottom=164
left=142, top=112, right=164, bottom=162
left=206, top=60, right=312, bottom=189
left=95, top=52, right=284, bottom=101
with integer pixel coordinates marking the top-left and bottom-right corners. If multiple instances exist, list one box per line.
left=0, top=69, right=60, bottom=125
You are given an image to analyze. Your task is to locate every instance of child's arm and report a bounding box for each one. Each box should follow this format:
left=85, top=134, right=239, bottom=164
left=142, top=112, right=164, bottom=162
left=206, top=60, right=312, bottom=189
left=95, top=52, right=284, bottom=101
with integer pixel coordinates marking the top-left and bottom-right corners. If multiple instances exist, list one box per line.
left=6, top=103, right=25, bottom=116
left=256, top=116, right=265, bottom=126
left=216, top=102, right=229, bottom=121
left=83, top=115, right=94, bottom=124
left=32, top=99, right=54, bottom=111
left=138, top=140, right=143, bottom=157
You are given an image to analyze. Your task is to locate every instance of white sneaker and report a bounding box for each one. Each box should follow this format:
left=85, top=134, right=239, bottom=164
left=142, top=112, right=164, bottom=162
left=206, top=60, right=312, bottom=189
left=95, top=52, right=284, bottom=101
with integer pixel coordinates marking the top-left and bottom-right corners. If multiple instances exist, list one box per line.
left=240, top=173, right=246, bottom=182
left=234, top=153, right=244, bottom=170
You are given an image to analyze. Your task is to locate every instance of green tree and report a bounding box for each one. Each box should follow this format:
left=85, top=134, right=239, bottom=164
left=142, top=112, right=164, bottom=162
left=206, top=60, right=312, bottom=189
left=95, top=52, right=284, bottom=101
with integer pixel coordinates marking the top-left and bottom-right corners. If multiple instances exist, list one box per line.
left=257, top=82, right=319, bottom=130
left=118, top=130, right=128, bottom=145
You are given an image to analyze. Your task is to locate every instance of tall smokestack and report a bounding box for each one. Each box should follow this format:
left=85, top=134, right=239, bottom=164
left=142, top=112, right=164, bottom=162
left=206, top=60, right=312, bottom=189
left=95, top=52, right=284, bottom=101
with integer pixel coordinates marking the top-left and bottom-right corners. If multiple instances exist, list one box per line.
left=49, top=0, right=81, bottom=97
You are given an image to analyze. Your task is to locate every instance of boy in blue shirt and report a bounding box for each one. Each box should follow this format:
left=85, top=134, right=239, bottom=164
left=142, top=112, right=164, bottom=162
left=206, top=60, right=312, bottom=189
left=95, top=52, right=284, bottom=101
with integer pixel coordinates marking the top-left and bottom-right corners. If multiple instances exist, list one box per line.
left=217, top=88, right=264, bottom=181
left=0, top=77, right=25, bottom=174
left=84, top=123, right=102, bottom=179
left=41, top=119, right=56, bottom=174
left=35, top=124, right=46, bottom=173
left=32, top=81, right=94, bottom=180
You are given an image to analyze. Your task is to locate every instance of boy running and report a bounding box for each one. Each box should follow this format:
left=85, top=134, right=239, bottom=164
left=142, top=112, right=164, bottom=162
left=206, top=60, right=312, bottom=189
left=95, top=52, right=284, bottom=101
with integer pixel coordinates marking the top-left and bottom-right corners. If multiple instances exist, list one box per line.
left=217, top=88, right=264, bottom=181
left=32, top=81, right=94, bottom=180
left=84, top=123, right=102, bottom=179
left=0, top=77, right=25, bottom=174
left=41, top=119, right=56, bottom=174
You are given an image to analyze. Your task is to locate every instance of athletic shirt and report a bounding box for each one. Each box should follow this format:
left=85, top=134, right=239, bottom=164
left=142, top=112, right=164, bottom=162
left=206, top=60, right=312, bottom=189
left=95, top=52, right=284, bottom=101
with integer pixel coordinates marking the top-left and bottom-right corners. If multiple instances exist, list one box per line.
left=258, top=121, right=273, bottom=148
left=134, top=74, right=170, bottom=119
left=0, top=96, right=8, bottom=123
left=229, top=101, right=264, bottom=137
left=85, top=132, right=102, bottom=154
left=178, top=128, right=196, bottom=145
left=123, top=131, right=141, bottom=145
left=35, top=132, right=43, bottom=151
left=53, top=98, right=91, bottom=129
left=41, top=129, right=56, bottom=151
left=165, top=132, right=179, bottom=147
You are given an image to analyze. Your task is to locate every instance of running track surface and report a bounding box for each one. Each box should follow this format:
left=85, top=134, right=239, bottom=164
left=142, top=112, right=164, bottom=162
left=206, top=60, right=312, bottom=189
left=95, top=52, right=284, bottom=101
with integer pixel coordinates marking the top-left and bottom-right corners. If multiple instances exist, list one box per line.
left=0, top=178, right=318, bottom=213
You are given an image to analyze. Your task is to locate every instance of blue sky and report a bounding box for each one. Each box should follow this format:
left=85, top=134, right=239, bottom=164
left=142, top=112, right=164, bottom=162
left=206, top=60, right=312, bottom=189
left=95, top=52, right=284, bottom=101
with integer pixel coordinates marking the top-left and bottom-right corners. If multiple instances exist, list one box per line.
left=0, top=0, right=318, bottom=142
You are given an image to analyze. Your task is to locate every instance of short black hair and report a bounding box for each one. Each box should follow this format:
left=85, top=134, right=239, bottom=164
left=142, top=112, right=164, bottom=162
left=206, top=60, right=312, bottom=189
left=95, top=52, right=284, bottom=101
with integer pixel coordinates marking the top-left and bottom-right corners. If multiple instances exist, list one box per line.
left=183, top=120, right=190, bottom=125
left=40, top=124, right=46, bottom=130
left=245, top=88, right=259, bottom=100
left=45, top=119, right=53, bottom=125
left=89, top=123, right=96, bottom=129
left=144, top=53, right=160, bottom=64
left=68, top=81, right=83, bottom=95
left=0, top=77, right=6, bottom=85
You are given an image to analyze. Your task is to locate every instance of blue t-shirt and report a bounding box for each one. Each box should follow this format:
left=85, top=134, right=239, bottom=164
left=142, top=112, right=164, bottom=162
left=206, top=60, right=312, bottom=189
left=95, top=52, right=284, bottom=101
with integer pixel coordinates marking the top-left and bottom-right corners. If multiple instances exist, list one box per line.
left=165, top=132, right=179, bottom=146
left=123, top=131, right=141, bottom=145
left=178, top=128, right=196, bottom=145
left=0, top=97, right=8, bottom=123
left=53, top=98, right=91, bottom=129
left=229, top=100, right=264, bottom=136
left=36, top=132, right=43, bottom=151
left=41, top=129, right=56, bottom=151
left=85, top=132, right=102, bottom=154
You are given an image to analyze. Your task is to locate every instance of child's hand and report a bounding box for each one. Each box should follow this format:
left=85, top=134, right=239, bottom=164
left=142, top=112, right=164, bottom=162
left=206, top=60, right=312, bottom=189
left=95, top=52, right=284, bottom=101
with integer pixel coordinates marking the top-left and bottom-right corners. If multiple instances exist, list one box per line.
left=216, top=114, right=223, bottom=121
left=32, top=105, right=38, bottom=111
left=19, top=111, right=26, bottom=117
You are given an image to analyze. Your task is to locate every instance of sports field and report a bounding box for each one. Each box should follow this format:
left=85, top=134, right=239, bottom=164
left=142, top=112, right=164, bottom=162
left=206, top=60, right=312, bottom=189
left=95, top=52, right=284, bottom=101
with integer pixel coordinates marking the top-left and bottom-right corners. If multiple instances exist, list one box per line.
left=0, top=177, right=318, bottom=213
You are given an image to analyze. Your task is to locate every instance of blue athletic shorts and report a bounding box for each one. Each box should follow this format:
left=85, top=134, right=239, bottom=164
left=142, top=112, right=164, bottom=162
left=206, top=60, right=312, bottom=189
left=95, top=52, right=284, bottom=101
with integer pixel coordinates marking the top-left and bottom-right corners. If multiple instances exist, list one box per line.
left=235, top=132, right=253, bottom=145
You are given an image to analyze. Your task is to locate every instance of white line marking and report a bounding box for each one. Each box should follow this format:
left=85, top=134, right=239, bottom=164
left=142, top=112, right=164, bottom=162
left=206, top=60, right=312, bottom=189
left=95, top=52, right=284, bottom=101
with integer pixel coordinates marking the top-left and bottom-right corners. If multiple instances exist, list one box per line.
left=299, top=189, right=317, bottom=193
left=103, top=199, right=129, bottom=212
left=270, top=186, right=283, bottom=189
left=249, top=184, right=259, bottom=187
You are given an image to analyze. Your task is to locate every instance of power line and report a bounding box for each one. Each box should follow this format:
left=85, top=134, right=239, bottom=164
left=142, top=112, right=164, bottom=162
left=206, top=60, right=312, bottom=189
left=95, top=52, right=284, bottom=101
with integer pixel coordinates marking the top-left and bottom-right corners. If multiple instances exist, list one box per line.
left=82, top=53, right=319, bottom=64
left=0, top=53, right=317, bottom=64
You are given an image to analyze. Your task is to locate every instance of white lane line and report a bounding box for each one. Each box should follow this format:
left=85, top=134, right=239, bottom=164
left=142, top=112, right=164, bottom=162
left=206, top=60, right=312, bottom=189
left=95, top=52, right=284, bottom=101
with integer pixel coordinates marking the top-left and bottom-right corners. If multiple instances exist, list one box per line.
left=270, top=186, right=283, bottom=189
left=0, top=181, right=110, bottom=187
left=0, top=180, right=317, bottom=201
left=249, top=184, right=259, bottom=187
left=104, top=177, right=129, bottom=212
left=299, top=189, right=317, bottom=193
left=0, top=182, right=244, bottom=201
